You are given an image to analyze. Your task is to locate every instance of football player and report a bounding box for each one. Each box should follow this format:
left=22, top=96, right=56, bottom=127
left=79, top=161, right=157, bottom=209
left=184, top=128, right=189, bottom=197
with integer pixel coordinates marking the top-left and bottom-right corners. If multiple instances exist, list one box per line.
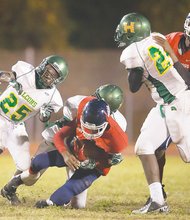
left=0, top=55, right=68, bottom=204
left=152, top=12, right=190, bottom=199
left=1, top=84, right=127, bottom=208
left=2, top=98, right=128, bottom=208
left=115, top=12, right=190, bottom=213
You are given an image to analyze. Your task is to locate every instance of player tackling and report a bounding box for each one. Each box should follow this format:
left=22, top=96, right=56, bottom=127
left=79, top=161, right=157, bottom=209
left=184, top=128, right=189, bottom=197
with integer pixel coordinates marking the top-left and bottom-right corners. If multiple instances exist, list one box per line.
left=0, top=55, right=68, bottom=204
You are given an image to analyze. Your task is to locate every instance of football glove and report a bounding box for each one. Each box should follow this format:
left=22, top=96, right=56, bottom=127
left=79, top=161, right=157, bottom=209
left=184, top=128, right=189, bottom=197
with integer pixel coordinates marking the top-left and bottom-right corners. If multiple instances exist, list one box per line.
left=9, top=79, right=23, bottom=95
left=39, top=104, right=54, bottom=122
left=108, top=153, right=123, bottom=166
left=45, top=117, right=70, bottom=129
left=80, top=159, right=96, bottom=170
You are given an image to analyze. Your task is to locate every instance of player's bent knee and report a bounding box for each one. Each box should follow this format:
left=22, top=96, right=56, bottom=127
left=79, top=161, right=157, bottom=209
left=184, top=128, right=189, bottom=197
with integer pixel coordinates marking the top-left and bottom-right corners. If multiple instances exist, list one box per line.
left=31, top=155, right=45, bottom=172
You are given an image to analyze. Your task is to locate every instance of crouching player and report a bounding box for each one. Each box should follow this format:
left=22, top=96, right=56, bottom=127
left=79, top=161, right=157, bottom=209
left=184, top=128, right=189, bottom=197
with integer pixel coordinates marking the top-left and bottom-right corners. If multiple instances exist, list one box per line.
left=2, top=97, right=128, bottom=208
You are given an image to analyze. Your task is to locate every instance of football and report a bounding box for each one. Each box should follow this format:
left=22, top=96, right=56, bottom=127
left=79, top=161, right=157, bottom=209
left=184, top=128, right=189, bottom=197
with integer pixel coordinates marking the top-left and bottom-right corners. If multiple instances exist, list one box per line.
left=82, top=140, right=106, bottom=160
left=81, top=140, right=111, bottom=169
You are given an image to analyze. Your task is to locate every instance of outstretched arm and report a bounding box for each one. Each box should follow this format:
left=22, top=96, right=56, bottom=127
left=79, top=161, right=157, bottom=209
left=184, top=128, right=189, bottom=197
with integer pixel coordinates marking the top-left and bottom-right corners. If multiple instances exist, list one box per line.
left=0, top=70, right=24, bottom=94
left=53, top=120, right=80, bottom=171
left=152, top=34, right=190, bottom=85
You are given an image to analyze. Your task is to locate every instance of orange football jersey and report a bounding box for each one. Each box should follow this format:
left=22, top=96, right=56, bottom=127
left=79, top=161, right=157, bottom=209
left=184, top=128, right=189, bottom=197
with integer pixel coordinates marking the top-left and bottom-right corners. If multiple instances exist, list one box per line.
left=166, top=32, right=190, bottom=70
left=54, top=96, right=128, bottom=175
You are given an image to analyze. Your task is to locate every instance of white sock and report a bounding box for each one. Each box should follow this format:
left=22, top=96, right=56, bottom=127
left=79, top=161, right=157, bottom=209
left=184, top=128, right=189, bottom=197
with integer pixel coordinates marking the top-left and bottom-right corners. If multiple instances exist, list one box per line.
left=149, top=182, right=164, bottom=205
left=46, top=199, right=54, bottom=206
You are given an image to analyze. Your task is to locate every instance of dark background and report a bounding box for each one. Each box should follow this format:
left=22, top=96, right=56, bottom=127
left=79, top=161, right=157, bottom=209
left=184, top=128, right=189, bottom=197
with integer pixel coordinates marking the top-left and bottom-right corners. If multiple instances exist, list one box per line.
left=0, top=0, right=189, bottom=49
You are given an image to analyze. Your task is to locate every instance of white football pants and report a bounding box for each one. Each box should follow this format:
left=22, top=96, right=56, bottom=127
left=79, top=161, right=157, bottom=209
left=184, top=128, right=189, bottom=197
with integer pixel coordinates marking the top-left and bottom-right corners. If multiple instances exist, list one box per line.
left=0, top=116, right=30, bottom=171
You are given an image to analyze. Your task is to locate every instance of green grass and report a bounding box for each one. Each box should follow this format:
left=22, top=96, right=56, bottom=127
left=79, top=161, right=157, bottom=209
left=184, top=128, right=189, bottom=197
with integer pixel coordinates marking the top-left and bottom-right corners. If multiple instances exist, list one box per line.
left=0, top=154, right=190, bottom=220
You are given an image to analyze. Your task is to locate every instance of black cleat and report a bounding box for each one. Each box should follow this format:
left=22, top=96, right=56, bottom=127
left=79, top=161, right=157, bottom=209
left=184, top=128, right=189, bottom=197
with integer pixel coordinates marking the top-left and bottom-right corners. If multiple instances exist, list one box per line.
left=132, top=199, right=169, bottom=214
left=35, top=199, right=54, bottom=208
left=0, top=175, right=23, bottom=205
left=1, top=186, right=21, bottom=205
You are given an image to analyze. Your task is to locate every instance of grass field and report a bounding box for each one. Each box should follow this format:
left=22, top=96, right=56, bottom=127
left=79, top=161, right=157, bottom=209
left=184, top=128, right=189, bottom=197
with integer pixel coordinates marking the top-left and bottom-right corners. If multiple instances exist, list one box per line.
left=0, top=154, right=190, bottom=220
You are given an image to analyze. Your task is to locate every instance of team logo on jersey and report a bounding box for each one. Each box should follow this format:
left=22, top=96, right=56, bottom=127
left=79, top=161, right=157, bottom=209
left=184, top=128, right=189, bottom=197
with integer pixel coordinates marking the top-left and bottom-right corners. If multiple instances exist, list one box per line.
left=21, top=92, right=37, bottom=107
left=123, top=22, right=135, bottom=33
left=171, top=106, right=177, bottom=111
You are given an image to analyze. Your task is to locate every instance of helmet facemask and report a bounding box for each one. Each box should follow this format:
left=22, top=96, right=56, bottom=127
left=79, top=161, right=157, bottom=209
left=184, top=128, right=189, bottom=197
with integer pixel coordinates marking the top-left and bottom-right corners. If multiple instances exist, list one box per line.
left=80, top=118, right=108, bottom=140
left=114, top=13, right=151, bottom=47
left=35, top=55, right=68, bottom=89
left=184, top=14, right=190, bottom=42
left=40, top=64, right=60, bottom=88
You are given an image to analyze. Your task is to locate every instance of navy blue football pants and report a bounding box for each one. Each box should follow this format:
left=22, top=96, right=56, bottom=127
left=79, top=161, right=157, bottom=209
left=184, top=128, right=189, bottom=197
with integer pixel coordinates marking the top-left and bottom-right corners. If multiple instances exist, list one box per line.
left=30, top=150, right=101, bottom=206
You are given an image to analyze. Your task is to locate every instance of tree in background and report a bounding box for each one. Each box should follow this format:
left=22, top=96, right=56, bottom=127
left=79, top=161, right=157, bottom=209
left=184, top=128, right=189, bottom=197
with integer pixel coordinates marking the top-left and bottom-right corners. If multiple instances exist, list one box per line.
left=0, top=0, right=69, bottom=49
left=0, top=0, right=189, bottom=50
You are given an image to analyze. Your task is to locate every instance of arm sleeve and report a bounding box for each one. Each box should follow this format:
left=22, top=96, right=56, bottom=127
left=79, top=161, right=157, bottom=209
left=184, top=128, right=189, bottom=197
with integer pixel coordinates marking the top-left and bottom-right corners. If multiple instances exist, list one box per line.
left=53, top=120, right=76, bottom=153
left=128, top=67, right=144, bottom=92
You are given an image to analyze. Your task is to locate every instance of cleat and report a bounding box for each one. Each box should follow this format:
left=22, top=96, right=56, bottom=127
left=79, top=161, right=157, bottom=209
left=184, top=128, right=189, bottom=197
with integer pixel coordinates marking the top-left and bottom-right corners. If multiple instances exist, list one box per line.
left=1, top=187, right=21, bottom=205
left=132, top=199, right=169, bottom=214
left=0, top=175, right=22, bottom=205
left=35, top=200, right=49, bottom=208
left=35, top=199, right=54, bottom=208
